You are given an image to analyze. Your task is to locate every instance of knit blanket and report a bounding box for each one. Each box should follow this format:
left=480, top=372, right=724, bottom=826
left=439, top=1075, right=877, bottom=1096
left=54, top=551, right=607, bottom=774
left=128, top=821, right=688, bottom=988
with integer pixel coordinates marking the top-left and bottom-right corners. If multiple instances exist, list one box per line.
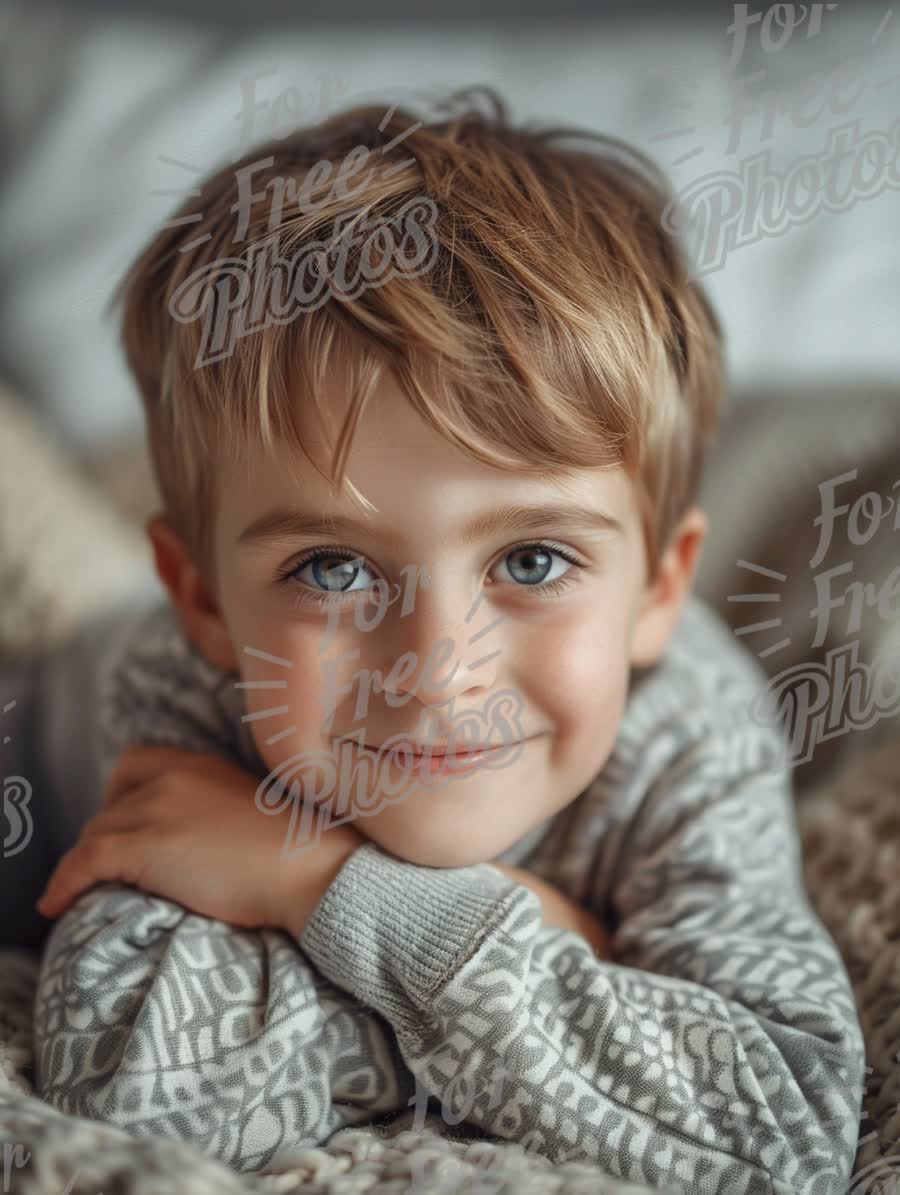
left=2, top=383, right=900, bottom=1193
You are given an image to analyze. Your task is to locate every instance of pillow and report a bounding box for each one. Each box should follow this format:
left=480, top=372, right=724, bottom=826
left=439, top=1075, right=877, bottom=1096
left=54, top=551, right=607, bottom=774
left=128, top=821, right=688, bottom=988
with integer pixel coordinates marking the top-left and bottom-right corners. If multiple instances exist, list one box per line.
left=0, top=382, right=160, bottom=658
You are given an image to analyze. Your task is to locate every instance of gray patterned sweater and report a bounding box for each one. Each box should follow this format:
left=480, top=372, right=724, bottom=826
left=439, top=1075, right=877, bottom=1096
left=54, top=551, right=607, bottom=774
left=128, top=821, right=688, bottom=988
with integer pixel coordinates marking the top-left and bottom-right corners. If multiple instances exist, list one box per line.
left=32, top=593, right=866, bottom=1193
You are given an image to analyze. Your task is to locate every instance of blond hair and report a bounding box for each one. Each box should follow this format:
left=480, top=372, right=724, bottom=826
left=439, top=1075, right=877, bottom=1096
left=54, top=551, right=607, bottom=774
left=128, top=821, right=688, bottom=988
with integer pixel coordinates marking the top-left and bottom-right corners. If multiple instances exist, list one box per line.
left=111, top=84, right=725, bottom=595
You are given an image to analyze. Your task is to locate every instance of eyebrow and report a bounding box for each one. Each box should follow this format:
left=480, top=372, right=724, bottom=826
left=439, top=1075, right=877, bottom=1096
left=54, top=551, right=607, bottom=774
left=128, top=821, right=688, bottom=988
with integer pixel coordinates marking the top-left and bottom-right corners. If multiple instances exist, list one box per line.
left=237, top=501, right=624, bottom=548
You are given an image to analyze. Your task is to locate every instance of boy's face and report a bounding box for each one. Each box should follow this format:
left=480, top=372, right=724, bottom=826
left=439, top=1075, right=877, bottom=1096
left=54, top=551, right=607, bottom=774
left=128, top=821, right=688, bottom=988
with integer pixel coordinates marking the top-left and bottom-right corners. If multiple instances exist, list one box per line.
left=151, top=364, right=706, bottom=868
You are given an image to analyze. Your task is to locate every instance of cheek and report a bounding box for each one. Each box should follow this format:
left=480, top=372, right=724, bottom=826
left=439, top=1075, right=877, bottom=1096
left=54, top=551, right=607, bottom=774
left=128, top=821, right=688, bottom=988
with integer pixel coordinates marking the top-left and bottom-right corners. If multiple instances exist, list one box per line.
left=540, top=621, right=631, bottom=785
left=523, top=600, right=632, bottom=725
left=236, top=621, right=340, bottom=768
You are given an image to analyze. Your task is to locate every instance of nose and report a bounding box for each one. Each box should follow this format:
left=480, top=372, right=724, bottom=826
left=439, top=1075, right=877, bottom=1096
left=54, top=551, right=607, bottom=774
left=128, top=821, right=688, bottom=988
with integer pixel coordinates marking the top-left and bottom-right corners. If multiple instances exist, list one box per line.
left=380, top=585, right=502, bottom=708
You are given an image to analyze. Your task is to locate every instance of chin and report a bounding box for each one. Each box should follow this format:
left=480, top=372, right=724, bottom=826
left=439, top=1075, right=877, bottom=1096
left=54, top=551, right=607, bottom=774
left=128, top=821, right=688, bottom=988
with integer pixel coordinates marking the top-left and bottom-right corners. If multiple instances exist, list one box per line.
left=354, top=819, right=508, bottom=870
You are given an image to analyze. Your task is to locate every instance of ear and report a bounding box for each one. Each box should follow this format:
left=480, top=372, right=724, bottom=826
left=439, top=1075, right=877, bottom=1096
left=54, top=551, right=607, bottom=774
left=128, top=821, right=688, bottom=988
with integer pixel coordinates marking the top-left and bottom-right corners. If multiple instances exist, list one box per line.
left=629, top=506, right=708, bottom=670
left=145, top=513, right=238, bottom=674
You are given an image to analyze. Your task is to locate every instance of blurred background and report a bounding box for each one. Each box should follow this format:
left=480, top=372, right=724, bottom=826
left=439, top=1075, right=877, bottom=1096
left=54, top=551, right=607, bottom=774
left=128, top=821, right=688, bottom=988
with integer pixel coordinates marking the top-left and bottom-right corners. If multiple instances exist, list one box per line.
left=0, top=0, right=899, bottom=795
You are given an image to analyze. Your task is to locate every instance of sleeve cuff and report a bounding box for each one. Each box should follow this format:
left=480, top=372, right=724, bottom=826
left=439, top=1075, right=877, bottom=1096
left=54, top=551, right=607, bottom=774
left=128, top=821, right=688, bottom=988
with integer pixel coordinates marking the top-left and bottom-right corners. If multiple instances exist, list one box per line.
left=298, top=841, right=524, bottom=1033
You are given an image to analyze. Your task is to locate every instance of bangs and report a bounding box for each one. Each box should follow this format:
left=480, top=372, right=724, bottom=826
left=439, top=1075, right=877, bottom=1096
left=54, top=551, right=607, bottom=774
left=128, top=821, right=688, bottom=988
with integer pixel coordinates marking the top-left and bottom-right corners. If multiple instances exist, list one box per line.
left=115, top=85, right=724, bottom=590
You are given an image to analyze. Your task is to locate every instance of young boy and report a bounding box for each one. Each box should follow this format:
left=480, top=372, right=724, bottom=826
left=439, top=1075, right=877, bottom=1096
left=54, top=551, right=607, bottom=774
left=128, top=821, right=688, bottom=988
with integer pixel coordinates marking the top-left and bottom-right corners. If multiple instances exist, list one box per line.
left=31, top=87, right=865, bottom=1192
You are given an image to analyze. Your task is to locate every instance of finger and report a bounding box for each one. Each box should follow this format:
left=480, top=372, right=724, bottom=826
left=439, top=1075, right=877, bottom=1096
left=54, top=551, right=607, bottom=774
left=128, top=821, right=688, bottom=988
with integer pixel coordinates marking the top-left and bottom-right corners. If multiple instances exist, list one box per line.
left=36, top=846, right=99, bottom=918
left=80, top=802, right=149, bottom=839
left=36, top=834, right=140, bottom=918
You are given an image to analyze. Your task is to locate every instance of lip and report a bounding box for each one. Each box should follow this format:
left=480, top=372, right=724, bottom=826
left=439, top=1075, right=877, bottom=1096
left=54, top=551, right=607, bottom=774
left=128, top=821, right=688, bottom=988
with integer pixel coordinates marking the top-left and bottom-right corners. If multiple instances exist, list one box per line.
left=357, top=738, right=527, bottom=777
left=362, top=741, right=518, bottom=757
left=378, top=745, right=498, bottom=757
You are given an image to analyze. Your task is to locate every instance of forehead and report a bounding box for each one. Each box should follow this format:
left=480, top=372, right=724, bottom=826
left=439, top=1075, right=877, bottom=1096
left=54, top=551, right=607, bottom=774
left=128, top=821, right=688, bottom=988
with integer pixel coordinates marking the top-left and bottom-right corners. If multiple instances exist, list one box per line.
left=216, top=364, right=638, bottom=540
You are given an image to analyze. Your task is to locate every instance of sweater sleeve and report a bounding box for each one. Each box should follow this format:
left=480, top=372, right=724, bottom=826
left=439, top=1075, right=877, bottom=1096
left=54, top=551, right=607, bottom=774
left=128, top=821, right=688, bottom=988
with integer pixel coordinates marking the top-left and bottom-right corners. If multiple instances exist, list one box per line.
left=297, top=729, right=867, bottom=1194
left=32, top=881, right=417, bottom=1173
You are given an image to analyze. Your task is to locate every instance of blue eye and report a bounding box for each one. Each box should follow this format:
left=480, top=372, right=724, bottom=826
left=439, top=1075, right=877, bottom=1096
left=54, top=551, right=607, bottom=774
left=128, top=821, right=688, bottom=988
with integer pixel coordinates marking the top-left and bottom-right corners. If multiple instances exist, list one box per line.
left=281, top=549, right=375, bottom=607
left=278, top=539, right=585, bottom=609
left=494, top=543, right=579, bottom=589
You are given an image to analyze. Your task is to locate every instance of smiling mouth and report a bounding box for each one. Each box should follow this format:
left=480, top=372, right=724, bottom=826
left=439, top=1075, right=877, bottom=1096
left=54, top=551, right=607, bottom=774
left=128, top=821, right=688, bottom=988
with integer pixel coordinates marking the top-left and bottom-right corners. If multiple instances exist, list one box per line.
left=338, top=737, right=532, bottom=778
left=360, top=740, right=523, bottom=758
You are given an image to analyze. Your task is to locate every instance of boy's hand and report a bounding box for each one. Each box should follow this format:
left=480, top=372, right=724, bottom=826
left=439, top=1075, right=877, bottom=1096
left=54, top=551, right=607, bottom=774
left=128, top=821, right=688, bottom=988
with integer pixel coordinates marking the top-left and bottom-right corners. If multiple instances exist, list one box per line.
left=490, top=862, right=614, bottom=960
left=35, top=745, right=366, bottom=932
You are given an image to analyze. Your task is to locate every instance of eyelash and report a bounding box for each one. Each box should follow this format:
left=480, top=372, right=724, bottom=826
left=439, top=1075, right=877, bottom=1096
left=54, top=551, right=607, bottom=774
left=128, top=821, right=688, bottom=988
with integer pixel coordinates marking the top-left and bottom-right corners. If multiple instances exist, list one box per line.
left=276, top=539, right=586, bottom=610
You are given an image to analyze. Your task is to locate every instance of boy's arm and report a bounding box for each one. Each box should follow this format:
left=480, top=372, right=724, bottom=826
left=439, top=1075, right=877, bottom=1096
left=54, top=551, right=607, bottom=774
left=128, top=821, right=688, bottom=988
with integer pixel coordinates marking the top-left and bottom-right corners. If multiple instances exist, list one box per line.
left=295, top=725, right=867, bottom=1194
left=34, top=599, right=428, bottom=1168
left=32, top=880, right=418, bottom=1171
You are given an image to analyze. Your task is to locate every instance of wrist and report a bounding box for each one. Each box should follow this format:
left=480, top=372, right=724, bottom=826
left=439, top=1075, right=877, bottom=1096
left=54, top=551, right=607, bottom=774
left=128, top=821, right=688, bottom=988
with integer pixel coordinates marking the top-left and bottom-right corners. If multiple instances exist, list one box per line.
left=489, top=863, right=612, bottom=957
